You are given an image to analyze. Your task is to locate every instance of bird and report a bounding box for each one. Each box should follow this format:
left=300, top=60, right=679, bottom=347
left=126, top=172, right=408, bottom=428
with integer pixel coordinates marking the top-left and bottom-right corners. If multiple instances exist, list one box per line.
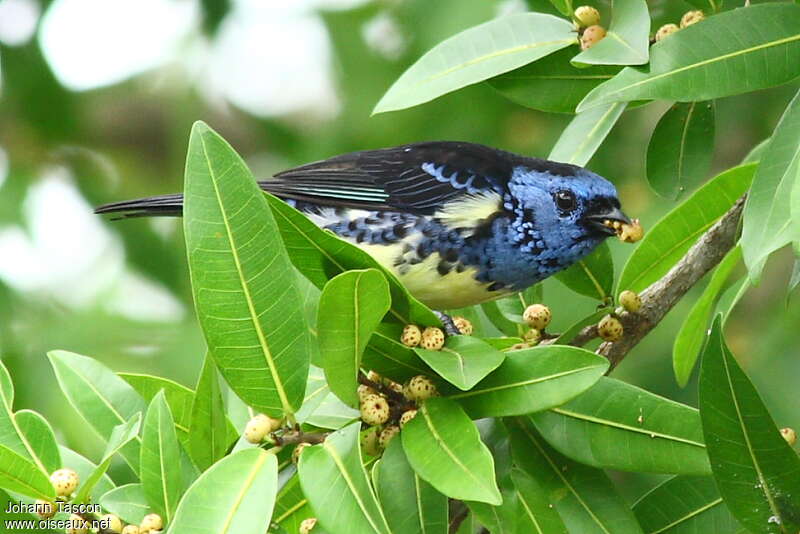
left=95, top=141, right=630, bottom=312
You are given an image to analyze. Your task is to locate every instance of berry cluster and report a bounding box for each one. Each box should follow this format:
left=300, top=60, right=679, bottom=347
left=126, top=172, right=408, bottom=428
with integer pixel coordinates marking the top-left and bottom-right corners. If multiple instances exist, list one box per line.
left=595, top=290, right=642, bottom=343
left=357, top=372, right=437, bottom=456
left=655, top=10, right=704, bottom=42
left=400, top=316, right=473, bottom=351
left=573, top=6, right=606, bottom=51
left=42, top=467, right=164, bottom=533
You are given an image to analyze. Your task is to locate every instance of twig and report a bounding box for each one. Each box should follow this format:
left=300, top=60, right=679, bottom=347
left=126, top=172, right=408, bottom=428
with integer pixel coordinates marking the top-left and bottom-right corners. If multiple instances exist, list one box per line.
left=567, top=195, right=745, bottom=370
left=448, top=500, right=469, bottom=533
left=270, top=429, right=328, bottom=446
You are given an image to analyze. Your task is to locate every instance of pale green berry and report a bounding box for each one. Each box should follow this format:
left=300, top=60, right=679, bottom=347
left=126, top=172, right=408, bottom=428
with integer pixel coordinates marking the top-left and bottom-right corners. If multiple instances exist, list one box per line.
left=102, top=514, right=123, bottom=533
left=619, top=290, right=642, bottom=313
left=34, top=500, right=55, bottom=519
left=680, top=10, right=704, bottom=28
left=401, top=324, right=422, bottom=347
left=523, top=304, right=551, bottom=330
left=50, top=468, right=79, bottom=497
left=122, top=526, right=140, bottom=534
left=243, top=414, right=276, bottom=444
left=580, top=25, right=606, bottom=50
left=419, top=327, right=445, bottom=350
left=404, top=375, right=437, bottom=402
left=574, top=5, right=601, bottom=28
left=655, top=24, right=679, bottom=42
left=299, top=517, right=317, bottom=534
left=140, top=513, right=163, bottom=532
left=66, top=514, right=88, bottom=534
left=453, top=316, right=473, bottom=336
left=361, top=427, right=382, bottom=456
left=524, top=328, right=541, bottom=345
left=360, top=394, right=390, bottom=426
left=399, top=409, right=418, bottom=428
left=781, top=427, right=797, bottom=446
left=598, top=315, right=623, bottom=342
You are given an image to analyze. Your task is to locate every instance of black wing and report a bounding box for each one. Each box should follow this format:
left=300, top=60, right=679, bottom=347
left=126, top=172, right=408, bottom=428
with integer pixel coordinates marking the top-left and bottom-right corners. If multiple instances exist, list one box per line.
left=261, top=141, right=520, bottom=214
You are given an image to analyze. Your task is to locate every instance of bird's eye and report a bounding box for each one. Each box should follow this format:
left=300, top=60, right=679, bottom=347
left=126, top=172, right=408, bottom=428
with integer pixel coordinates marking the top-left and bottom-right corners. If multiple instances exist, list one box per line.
left=554, top=190, right=577, bottom=213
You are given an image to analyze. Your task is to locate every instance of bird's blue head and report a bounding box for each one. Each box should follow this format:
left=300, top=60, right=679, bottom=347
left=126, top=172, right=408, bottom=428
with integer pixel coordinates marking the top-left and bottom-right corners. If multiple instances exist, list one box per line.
left=492, top=163, right=630, bottom=286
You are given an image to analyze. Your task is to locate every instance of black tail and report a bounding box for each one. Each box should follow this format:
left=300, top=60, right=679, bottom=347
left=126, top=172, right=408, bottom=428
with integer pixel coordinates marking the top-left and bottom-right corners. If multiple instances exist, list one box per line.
left=94, top=193, right=185, bottom=219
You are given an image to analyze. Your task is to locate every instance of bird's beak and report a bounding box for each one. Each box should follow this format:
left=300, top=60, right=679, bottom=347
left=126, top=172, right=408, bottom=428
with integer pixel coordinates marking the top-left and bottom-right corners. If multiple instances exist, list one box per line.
left=583, top=207, right=632, bottom=236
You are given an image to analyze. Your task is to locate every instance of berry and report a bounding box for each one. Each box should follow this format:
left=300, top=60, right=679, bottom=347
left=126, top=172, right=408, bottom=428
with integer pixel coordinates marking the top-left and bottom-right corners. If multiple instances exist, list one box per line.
left=386, top=380, right=404, bottom=394
left=102, top=514, right=123, bottom=533
left=50, top=468, right=79, bottom=497
left=580, top=25, right=606, bottom=50
left=379, top=425, right=400, bottom=449
left=139, top=514, right=162, bottom=533
left=66, top=514, right=88, bottom=534
left=419, top=327, right=445, bottom=351
left=508, top=342, right=531, bottom=351
left=140, top=513, right=163, bottom=532
left=299, top=517, right=318, bottom=534
left=574, top=5, right=601, bottom=28
left=292, top=442, right=312, bottom=464
left=680, top=10, right=704, bottom=28
left=523, top=304, right=551, bottom=330
left=122, top=526, right=140, bottom=534
left=399, top=409, right=418, bottom=428
left=360, top=394, right=390, bottom=425
left=404, top=375, right=437, bottom=402
left=401, top=324, right=422, bottom=347
left=524, top=328, right=541, bottom=345
left=358, top=384, right=377, bottom=402
left=618, top=219, right=644, bottom=243
left=598, top=315, right=623, bottom=342
left=618, top=290, right=641, bottom=313
left=244, top=414, right=278, bottom=444
left=34, top=500, right=55, bottom=519
left=452, top=316, right=473, bottom=336
left=367, top=370, right=382, bottom=383
left=360, top=427, right=381, bottom=456
left=655, top=24, right=679, bottom=42
left=781, top=427, right=797, bottom=446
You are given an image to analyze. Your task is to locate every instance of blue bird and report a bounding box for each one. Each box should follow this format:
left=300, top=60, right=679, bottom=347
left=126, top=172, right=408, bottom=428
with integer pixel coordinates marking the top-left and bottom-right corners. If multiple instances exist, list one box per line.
left=95, top=141, right=630, bottom=311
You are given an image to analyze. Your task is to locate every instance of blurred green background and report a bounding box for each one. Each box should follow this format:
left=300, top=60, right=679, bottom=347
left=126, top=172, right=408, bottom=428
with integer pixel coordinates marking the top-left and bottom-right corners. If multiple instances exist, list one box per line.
left=0, top=0, right=797, bottom=499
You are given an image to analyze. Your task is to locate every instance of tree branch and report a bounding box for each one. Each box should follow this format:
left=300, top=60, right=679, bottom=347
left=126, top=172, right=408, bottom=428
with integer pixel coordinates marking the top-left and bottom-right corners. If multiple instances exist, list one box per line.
left=569, top=195, right=745, bottom=370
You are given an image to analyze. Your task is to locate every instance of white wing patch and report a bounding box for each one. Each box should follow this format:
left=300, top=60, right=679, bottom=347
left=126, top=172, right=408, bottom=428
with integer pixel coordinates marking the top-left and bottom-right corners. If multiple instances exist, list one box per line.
left=435, top=190, right=502, bottom=236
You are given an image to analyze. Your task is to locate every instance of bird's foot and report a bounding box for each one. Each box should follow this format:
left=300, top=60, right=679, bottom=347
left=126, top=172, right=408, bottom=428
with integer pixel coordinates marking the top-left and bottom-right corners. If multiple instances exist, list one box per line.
left=434, top=311, right=461, bottom=336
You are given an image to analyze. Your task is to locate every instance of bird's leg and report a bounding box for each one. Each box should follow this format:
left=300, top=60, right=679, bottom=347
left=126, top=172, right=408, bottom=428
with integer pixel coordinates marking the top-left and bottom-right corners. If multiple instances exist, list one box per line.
left=434, top=311, right=461, bottom=336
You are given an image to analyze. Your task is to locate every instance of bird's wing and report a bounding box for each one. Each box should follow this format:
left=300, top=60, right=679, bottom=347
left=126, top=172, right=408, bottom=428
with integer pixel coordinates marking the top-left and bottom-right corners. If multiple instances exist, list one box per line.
left=260, top=141, right=516, bottom=214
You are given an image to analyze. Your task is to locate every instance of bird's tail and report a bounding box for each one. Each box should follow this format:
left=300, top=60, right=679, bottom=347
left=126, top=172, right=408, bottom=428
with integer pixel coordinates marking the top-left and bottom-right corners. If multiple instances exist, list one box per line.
left=94, top=193, right=185, bottom=219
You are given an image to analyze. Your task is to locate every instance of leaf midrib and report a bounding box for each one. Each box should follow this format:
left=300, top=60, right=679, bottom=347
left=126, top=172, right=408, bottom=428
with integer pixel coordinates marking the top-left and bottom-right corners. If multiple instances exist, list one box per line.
left=218, top=452, right=269, bottom=534
left=450, top=364, right=603, bottom=400
left=200, top=136, right=292, bottom=415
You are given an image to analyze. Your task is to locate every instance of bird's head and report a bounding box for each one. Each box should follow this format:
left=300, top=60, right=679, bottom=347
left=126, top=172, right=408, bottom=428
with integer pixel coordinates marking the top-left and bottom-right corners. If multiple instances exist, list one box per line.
left=506, top=164, right=630, bottom=249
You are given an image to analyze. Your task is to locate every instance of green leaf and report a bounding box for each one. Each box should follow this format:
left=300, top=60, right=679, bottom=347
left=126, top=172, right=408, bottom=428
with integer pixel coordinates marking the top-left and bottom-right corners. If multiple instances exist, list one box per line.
left=633, top=476, right=745, bottom=534
left=488, top=47, right=620, bottom=114
left=617, top=164, right=755, bottom=294
left=167, top=449, right=278, bottom=534
left=296, top=370, right=360, bottom=430
left=578, top=4, right=800, bottom=111
left=0, top=361, right=50, bottom=477
left=0, top=445, right=55, bottom=501
left=532, top=377, right=711, bottom=475
left=119, top=373, right=194, bottom=441
left=99, top=484, right=149, bottom=526
left=646, top=101, right=716, bottom=200
left=414, top=337, right=505, bottom=391
left=14, top=410, right=60, bottom=475
left=741, top=88, right=800, bottom=280
left=319, top=269, right=391, bottom=407
left=553, top=308, right=611, bottom=344
left=450, top=345, right=608, bottom=418
left=673, top=246, right=742, bottom=387
left=373, top=13, right=577, bottom=114
left=188, top=354, right=235, bottom=472
left=743, top=138, right=771, bottom=164
left=548, top=102, right=627, bottom=166
left=511, top=467, right=569, bottom=534
left=183, top=121, right=311, bottom=416
left=266, top=194, right=439, bottom=326
left=273, top=474, right=315, bottom=534
left=375, top=438, right=448, bottom=534
left=699, top=317, right=800, bottom=533
left=0, top=359, right=12, bottom=406
left=74, top=413, right=141, bottom=504
left=508, top=418, right=644, bottom=534
left=298, top=423, right=392, bottom=534
left=48, top=350, right=145, bottom=474
left=140, top=391, right=183, bottom=523
left=401, top=397, right=501, bottom=505
left=481, top=301, right=524, bottom=337
left=554, top=242, right=614, bottom=301
left=571, top=0, right=650, bottom=66
left=547, top=0, right=572, bottom=17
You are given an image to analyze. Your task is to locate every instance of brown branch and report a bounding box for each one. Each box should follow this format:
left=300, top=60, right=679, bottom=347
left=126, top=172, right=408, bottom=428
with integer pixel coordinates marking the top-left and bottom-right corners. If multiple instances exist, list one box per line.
left=568, top=195, right=745, bottom=370
left=270, top=429, right=328, bottom=446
